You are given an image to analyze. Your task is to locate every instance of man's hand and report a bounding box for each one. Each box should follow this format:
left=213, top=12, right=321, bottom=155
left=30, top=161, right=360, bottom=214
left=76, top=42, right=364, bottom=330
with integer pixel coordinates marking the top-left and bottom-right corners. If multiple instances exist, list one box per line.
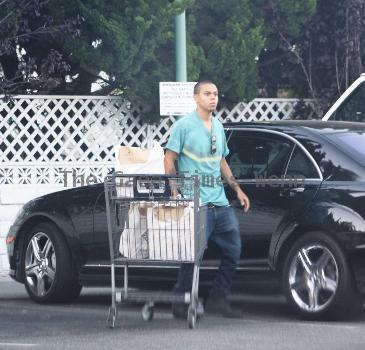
left=164, top=150, right=179, bottom=198
left=171, top=188, right=180, bottom=198
left=221, top=158, right=250, bottom=213
left=236, top=187, right=250, bottom=212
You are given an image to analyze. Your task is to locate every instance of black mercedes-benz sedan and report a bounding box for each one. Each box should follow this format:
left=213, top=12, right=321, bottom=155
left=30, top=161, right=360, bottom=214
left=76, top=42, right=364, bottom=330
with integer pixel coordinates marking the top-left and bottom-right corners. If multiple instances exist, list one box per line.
left=6, top=120, right=365, bottom=320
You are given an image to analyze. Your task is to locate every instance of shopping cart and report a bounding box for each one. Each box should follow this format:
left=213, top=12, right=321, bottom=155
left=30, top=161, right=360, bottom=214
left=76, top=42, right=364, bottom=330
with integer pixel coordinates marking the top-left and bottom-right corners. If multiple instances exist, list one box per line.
left=104, top=172, right=206, bottom=329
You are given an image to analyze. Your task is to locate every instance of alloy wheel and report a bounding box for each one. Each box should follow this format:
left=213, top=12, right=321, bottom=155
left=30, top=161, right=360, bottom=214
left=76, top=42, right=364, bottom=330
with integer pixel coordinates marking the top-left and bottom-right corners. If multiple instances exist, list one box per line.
left=25, top=232, right=56, bottom=297
left=288, top=244, right=338, bottom=313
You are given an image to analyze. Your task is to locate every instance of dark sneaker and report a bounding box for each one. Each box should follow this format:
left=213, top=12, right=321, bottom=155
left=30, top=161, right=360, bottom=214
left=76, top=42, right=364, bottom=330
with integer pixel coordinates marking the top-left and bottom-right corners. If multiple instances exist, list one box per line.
left=205, top=291, right=243, bottom=318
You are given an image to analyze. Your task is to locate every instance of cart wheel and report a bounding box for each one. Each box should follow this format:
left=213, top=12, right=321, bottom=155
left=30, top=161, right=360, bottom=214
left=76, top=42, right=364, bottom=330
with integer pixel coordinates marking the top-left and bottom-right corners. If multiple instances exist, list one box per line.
left=187, top=306, right=197, bottom=329
left=107, top=306, right=117, bottom=328
left=142, top=304, right=154, bottom=321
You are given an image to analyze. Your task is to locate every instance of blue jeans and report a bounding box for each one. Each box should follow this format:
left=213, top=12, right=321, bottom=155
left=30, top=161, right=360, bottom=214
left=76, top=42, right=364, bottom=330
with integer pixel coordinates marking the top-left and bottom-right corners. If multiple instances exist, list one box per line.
left=174, top=205, right=241, bottom=295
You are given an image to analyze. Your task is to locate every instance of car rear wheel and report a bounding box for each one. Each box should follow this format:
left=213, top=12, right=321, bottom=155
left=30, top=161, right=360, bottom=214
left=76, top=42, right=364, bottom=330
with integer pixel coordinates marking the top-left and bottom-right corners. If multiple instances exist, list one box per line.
left=23, top=222, right=82, bottom=303
left=282, top=231, right=361, bottom=320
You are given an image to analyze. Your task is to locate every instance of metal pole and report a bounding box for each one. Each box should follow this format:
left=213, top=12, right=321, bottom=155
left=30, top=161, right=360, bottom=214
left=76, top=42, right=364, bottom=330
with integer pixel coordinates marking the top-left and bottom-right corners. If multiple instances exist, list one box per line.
left=175, top=10, right=187, bottom=82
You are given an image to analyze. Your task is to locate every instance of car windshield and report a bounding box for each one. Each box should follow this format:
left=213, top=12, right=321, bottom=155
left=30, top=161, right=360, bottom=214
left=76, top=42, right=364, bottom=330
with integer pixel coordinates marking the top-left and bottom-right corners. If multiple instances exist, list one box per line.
left=326, top=131, right=365, bottom=165
left=331, top=82, right=365, bottom=122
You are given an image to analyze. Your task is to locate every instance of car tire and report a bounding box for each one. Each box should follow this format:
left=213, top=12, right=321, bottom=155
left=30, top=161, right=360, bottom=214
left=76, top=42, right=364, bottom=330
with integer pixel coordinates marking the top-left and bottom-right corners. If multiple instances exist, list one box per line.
left=22, top=222, right=82, bottom=303
left=282, top=231, right=361, bottom=320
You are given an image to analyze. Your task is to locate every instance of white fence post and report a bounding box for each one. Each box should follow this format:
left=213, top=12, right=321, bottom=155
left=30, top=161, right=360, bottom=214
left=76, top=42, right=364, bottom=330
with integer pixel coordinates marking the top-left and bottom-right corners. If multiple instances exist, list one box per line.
left=147, top=124, right=153, bottom=149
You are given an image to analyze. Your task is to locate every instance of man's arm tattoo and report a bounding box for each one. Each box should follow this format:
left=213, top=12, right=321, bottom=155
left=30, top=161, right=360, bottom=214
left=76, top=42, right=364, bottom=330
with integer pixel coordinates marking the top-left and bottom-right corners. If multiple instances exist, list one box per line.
left=228, top=176, right=240, bottom=191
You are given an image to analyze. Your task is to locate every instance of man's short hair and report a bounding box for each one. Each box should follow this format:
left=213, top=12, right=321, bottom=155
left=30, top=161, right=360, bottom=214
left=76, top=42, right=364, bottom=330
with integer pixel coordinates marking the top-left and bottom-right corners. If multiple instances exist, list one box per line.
left=194, top=80, right=216, bottom=94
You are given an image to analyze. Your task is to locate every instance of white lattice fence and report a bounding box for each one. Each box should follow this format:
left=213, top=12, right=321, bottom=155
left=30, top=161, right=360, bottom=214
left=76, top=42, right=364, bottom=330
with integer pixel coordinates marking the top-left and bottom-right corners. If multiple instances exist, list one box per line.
left=0, top=95, right=148, bottom=163
left=215, top=98, right=316, bottom=122
left=151, top=98, right=315, bottom=144
left=0, top=163, right=113, bottom=186
left=0, top=95, right=315, bottom=184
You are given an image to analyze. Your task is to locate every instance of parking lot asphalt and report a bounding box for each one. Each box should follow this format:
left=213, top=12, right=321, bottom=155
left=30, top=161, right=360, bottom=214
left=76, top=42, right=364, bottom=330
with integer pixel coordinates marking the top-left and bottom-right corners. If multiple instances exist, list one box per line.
left=1, top=277, right=365, bottom=350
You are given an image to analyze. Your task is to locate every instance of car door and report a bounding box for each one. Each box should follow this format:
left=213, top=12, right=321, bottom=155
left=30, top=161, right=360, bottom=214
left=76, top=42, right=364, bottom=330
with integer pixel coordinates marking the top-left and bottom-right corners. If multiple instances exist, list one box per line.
left=63, top=185, right=102, bottom=264
left=223, top=129, right=322, bottom=267
left=91, top=188, right=110, bottom=263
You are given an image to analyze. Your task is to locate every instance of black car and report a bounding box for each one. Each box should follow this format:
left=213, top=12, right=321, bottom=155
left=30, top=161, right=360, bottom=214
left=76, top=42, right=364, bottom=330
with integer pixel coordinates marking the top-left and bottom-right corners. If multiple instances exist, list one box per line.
left=6, top=120, right=365, bottom=320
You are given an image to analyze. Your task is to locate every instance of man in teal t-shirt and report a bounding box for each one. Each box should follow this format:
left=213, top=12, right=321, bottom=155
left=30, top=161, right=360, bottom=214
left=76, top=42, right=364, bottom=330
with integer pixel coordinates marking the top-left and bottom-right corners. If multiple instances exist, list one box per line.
left=165, top=109, right=229, bottom=206
left=164, top=80, right=250, bottom=318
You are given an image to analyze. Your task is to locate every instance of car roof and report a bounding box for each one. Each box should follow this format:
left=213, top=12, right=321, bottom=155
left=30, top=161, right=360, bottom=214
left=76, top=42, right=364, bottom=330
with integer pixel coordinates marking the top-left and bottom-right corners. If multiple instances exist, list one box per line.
left=223, top=120, right=365, bottom=135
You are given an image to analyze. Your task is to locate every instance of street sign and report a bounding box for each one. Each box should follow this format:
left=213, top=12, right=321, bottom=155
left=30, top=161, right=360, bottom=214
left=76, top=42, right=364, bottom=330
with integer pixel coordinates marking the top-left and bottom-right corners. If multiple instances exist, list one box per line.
left=159, top=82, right=196, bottom=116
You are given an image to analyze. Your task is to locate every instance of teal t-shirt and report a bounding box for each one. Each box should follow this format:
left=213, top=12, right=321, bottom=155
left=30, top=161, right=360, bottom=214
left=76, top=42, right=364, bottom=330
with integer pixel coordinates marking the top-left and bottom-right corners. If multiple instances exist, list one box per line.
left=166, top=111, right=229, bottom=206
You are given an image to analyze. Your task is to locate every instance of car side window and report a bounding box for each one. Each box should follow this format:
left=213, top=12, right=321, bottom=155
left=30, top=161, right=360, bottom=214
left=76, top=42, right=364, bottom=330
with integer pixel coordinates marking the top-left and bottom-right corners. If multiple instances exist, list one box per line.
left=333, top=82, right=365, bottom=122
left=285, top=145, right=319, bottom=178
left=227, top=131, right=293, bottom=180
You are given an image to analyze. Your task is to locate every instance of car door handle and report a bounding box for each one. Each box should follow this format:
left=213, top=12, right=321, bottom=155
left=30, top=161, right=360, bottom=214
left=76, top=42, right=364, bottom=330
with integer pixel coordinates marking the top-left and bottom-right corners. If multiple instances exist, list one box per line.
left=289, top=187, right=305, bottom=193
left=279, top=187, right=305, bottom=197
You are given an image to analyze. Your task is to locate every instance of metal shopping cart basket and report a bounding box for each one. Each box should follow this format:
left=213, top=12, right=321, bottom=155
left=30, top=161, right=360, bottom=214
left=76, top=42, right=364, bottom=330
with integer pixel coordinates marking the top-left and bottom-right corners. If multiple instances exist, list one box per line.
left=104, top=172, right=206, bottom=329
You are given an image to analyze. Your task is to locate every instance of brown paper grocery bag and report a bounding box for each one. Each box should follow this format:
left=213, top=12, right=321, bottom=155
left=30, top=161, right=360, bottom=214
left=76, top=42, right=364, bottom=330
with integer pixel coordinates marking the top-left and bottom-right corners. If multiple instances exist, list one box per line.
left=118, top=146, right=150, bottom=164
left=147, top=203, right=195, bottom=261
left=114, top=141, right=164, bottom=174
left=153, top=205, right=185, bottom=222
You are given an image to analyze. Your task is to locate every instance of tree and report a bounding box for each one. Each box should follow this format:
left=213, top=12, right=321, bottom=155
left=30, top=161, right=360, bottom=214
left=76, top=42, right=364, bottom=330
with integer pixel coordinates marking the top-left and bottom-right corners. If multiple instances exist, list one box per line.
left=42, top=0, right=266, bottom=119
left=258, top=0, right=365, bottom=118
left=187, top=0, right=265, bottom=106
left=0, top=0, right=80, bottom=95
left=304, top=0, right=365, bottom=97
left=48, top=0, right=194, bottom=119
left=1, top=0, right=317, bottom=121
left=256, top=0, right=317, bottom=98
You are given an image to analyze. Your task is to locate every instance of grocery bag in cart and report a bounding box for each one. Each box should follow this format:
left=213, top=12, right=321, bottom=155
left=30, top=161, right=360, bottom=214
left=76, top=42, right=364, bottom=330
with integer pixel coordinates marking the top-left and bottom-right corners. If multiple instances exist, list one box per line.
left=115, top=141, right=165, bottom=256
left=147, top=202, right=195, bottom=261
left=115, top=142, right=164, bottom=178
left=118, top=203, right=149, bottom=259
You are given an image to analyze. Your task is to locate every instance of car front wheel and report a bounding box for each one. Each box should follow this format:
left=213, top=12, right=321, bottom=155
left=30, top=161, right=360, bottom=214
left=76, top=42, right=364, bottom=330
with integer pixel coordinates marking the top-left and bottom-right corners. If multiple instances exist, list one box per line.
left=23, top=222, right=82, bottom=303
left=282, top=231, right=361, bottom=320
